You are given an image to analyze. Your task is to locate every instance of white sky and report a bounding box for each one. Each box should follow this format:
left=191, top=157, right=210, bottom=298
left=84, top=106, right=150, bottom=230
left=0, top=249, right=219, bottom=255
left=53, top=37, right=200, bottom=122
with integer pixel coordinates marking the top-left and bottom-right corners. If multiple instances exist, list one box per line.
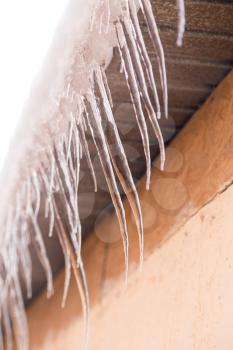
left=0, top=0, right=69, bottom=173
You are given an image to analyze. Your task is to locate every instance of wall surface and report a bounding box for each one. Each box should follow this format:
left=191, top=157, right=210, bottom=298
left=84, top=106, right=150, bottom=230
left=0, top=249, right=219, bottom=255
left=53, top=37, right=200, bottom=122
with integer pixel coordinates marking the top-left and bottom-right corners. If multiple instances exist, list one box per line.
left=28, top=183, right=233, bottom=350
left=25, top=71, right=233, bottom=349
left=87, top=185, right=233, bottom=350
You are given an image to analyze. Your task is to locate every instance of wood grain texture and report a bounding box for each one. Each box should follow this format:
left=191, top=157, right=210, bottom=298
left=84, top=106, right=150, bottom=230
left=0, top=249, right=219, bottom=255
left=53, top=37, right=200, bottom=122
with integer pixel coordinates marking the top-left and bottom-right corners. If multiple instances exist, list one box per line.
left=149, top=0, right=233, bottom=36
left=27, top=70, right=233, bottom=349
left=152, top=29, right=233, bottom=62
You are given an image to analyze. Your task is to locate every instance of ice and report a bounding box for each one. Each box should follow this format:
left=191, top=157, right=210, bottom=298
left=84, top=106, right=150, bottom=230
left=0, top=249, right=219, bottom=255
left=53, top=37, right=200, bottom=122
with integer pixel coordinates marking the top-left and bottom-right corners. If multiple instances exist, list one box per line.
left=116, top=21, right=152, bottom=189
left=177, top=0, right=185, bottom=47
left=94, top=65, right=144, bottom=267
left=76, top=116, right=98, bottom=192
left=83, top=92, right=129, bottom=278
left=29, top=207, right=54, bottom=298
left=140, top=0, right=168, bottom=118
left=0, top=0, right=186, bottom=347
left=121, top=16, right=165, bottom=170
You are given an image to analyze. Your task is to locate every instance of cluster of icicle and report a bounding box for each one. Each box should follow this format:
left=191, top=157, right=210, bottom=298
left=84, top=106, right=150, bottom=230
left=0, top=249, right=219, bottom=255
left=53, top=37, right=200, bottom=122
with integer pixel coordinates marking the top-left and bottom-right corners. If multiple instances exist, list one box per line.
left=0, top=0, right=185, bottom=349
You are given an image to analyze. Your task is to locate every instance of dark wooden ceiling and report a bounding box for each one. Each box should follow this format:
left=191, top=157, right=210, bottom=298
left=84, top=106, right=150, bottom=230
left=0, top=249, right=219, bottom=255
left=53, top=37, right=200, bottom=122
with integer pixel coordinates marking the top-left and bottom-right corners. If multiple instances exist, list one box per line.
left=28, top=0, right=233, bottom=302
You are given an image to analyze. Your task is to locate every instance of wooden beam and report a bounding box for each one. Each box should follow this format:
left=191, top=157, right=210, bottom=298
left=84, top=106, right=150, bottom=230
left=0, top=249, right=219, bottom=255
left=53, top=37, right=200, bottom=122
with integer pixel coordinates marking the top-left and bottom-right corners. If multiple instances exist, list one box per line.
left=26, top=70, right=233, bottom=348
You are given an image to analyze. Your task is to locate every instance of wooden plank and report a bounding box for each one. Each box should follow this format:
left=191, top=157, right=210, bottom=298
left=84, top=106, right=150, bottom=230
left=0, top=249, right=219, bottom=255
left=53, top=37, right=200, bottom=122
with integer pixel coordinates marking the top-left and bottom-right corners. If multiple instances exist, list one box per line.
left=148, top=29, right=233, bottom=62
left=147, top=0, right=233, bottom=36
left=26, top=70, right=233, bottom=348
left=109, top=55, right=230, bottom=89
left=108, top=77, right=211, bottom=108
left=155, top=58, right=230, bottom=89
left=114, top=102, right=195, bottom=128
left=166, top=107, right=196, bottom=127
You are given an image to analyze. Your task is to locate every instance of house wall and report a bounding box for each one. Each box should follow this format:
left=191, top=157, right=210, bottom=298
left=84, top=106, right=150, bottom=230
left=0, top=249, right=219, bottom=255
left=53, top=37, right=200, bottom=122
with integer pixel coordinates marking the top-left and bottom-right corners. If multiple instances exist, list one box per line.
left=28, top=183, right=233, bottom=350
left=26, top=71, right=233, bottom=349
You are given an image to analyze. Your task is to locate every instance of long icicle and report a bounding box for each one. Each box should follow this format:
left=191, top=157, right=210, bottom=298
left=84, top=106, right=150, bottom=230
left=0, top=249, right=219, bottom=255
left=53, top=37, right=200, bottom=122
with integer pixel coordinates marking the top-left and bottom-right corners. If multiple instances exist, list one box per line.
left=176, top=0, right=185, bottom=47
left=94, top=66, right=144, bottom=268
left=41, top=160, right=55, bottom=239
left=140, top=0, right=168, bottom=118
left=47, top=152, right=56, bottom=238
left=52, top=199, right=72, bottom=309
left=29, top=210, right=54, bottom=298
left=115, top=21, right=151, bottom=189
left=15, top=189, right=32, bottom=299
left=83, top=94, right=129, bottom=279
left=3, top=207, right=28, bottom=350
left=9, top=281, right=28, bottom=350
left=56, top=220, right=72, bottom=309
left=54, top=138, right=82, bottom=266
left=129, top=0, right=161, bottom=119
left=53, top=199, right=90, bottom=350
left=40, top=165, right=72, bottom=308
left=76, top=116, right=98, bottom=192
left=19, top=220, right=32, bottom=299
left=2, top=303, right=13, bottom=350
left=69, top=116, right=83, bottom=266
left=27, top=178, right=54, bottom=298
left=121, top=18, right=165, bottom=170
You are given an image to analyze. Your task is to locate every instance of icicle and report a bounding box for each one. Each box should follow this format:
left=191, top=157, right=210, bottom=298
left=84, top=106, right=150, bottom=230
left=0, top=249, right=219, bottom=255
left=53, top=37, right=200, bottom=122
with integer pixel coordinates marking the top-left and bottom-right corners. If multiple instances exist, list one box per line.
left=41, top=158, right=56, bottom=238
left=18, top=185, right=32, bottom=282
left=42, top=170, right=50, bottom=214
left=2, top=303, right=13, bottom=350
left=3, top=207, right=15, bottom=293
left=101, top=67, right=113, bottom=108
left=19, top=223, right=32, bottom=299
left=115, top=22, right=151, bottom=189
left=8, top=283, right=28, bottom=350
left=94, top=66, right=144, bottom=267
left=53, top=200, right=90, bottom=350
left=16, top=190, right=32, bottom=299
left=59, top=240, right=71, bottom=309
left=54, top=210, right=72, bottom=308
left=54, top=138, right=82, bottom=266
left=76, top=115, right=98, bottom=192
left=66, top=113, right=75, bottom=162
left=29, top=209, right=54, bottom=297
left=129, top=0, right=161, bottom=119
left=176, top=0, right=185, bottom=47
left=121, top=18, right=165, bottom=170
left=71, top=122, right=81, bottom=189
left=140, top=0, right=168, bottom=118
left=26, top=177, right=53, bottom=297
left=48, top=199, right=55, bottom=238
left=83, top=93, right=129, bottom=278
left=68, top=120, right=83, bottom=266
left=12, top=274, right=28, bottom=350
left=32, top=171, right=41, bottom=218
left=40, top=163, right=72, bottom=308
left=54, top=155, right=76, bottom=236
